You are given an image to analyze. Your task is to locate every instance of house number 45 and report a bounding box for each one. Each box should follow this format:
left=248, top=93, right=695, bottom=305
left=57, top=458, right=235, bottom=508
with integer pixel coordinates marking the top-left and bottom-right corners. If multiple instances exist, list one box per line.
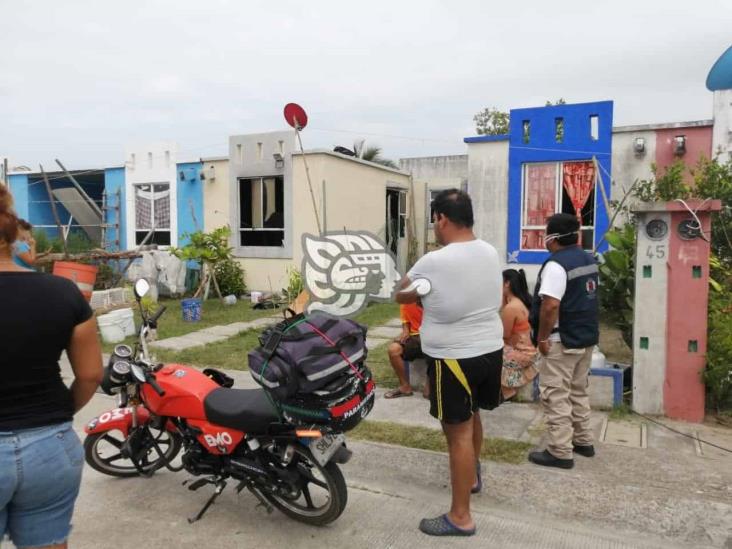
left=646, top=245, right=666, bottom=259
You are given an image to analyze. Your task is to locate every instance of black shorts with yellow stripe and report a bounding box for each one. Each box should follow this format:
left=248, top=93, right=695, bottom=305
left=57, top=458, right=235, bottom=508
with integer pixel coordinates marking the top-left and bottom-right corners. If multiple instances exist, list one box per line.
left=426, top=349, right=503, bottom=424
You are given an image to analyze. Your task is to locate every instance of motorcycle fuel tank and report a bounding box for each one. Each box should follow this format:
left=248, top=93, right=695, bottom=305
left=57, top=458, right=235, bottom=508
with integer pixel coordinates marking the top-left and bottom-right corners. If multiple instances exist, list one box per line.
left=142, top=365, right=220, bottom=419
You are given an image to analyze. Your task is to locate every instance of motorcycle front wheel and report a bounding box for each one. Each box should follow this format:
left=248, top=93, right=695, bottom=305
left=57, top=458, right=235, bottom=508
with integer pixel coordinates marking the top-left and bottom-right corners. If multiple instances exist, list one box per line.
left=84, top=427, right=182, bottom=478
left=262, top=444, right=348, bottom=526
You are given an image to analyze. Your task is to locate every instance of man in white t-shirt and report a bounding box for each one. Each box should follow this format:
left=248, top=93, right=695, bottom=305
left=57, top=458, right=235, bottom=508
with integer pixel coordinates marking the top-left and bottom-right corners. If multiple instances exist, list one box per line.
left=528, top=213, right=599, bottom=470
left=397, top=189, right=503, bottom=537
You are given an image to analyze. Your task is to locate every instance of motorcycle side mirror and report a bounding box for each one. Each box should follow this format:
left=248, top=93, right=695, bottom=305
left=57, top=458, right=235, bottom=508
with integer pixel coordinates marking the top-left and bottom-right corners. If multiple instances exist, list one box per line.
left=134, top=279, right=150, bottom=301
left=130, top=364, right=147, bottom=383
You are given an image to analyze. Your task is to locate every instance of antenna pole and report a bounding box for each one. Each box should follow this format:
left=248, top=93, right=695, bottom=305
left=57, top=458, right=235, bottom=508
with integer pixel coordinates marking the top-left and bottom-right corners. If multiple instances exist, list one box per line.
left=294, top=118, right=322, bottom=236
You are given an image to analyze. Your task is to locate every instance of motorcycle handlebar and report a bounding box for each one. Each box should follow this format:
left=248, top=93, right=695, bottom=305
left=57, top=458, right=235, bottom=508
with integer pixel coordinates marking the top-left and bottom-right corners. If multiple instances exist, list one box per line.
left=146, top=372, right=166, bottom=396
left=150, top=305, right=167, bottom=324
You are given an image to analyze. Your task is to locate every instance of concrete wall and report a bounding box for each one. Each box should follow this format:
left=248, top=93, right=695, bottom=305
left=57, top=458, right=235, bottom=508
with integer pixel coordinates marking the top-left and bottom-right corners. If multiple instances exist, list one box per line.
left=610, top=130, right=657, bottom=226
left=632, top=210, right=670, bottom=415
left=124, top=142, right=179, bottom=248
left=228, top=131, right=295, bottom=260
left=240, top=150, right=415, bottom=291
left=654, top=126, right=712, bottom=182
left=399, top=155, right=468, bottom=248
left=467, top=140, right=510, bottom=261
left=712, top=89, right=732, bottom=161
left=399, top=155, right=468, bottom=186
left=202, top=158, right=230, bottom=232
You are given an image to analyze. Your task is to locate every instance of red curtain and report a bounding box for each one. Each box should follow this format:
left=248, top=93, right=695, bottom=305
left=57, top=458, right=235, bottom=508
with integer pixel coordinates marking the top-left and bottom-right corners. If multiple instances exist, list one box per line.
left=562, top=161, right=595, bottom=223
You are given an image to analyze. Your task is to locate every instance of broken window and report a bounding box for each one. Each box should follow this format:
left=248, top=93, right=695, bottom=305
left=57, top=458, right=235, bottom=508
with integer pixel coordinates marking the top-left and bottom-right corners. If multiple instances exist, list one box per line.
left=135, top=183, right=171, bottom=245
left=239, top=176, right=285, bottom=247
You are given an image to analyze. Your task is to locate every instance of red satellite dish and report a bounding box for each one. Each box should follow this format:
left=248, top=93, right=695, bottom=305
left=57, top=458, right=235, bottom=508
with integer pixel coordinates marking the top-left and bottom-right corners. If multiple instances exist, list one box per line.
left=284, top=103, right=308, bottom=130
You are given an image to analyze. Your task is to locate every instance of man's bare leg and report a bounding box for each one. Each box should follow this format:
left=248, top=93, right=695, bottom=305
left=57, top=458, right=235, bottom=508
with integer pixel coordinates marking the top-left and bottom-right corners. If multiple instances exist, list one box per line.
left=387, top=342, right=412, bottom=394
left=443, top=417, right=476, bottom=529
left=472, top=412, right=482, bottom=486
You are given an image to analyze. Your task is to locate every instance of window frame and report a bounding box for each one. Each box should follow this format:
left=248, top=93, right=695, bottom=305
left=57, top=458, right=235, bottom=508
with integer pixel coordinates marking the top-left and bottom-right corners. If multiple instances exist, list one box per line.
left=133, top=182, right=171, bottom=246
left=519, top=161, right=597, bottom=252
left=237, top=175, right=285, bottom=248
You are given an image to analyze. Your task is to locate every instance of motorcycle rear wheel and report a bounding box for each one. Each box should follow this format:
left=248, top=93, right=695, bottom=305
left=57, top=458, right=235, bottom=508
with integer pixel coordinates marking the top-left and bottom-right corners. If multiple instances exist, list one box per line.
left=84, top=428, right=182, bottom=478
left=262, top=444, right=347, bottom=526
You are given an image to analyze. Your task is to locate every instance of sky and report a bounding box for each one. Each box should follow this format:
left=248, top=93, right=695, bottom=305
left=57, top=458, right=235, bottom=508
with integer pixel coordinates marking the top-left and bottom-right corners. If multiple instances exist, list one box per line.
left=1, top=0, right=731, bottom=169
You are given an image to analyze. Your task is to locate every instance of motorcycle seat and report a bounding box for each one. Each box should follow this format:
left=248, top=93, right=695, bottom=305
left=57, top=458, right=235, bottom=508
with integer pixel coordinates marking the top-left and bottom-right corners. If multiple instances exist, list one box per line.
left=204, top=387, right=280, bottom=433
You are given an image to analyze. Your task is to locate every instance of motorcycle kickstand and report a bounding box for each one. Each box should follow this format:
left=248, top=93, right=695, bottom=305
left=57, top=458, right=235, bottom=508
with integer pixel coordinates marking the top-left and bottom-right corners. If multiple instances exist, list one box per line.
left=236, top=481, right=273, bottom=514
left=187, top=480, right=227, bottom=524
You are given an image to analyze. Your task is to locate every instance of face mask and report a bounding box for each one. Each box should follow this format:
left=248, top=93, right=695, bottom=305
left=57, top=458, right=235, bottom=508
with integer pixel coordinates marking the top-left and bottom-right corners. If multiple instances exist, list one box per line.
left=543, top=231, right=578, bottom=245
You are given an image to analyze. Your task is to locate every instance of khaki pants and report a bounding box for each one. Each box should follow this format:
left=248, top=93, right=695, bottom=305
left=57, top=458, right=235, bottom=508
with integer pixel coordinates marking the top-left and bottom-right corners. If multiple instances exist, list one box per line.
left=538, top=342, right=593, bottom=460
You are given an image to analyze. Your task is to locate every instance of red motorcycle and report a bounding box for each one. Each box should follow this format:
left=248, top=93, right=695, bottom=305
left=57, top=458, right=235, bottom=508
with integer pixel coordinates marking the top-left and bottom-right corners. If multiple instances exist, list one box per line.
left=84, top=279, right=374, bottom=526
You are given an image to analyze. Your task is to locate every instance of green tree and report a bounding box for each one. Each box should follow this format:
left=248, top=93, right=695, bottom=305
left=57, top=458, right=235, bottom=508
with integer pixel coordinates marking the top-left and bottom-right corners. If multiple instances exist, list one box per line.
left=473, top=108, right=510, bottom=135
left=360, top=146, right=398, bottom=169
left=171, top=226, right=239, bottom=300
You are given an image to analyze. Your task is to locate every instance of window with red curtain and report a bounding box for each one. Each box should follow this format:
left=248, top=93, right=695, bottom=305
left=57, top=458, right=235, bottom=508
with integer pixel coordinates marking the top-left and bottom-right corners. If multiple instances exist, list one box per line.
left=520, top=161, right=597, bottom=251
left=562, top=161, right=595, bottom=222
left=521, top=163, right=557, bottom=250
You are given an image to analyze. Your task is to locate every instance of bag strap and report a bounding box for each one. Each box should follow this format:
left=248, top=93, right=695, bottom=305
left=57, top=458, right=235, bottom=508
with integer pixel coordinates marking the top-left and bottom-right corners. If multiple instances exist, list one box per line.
left=304, top=320, right=365, bottom=380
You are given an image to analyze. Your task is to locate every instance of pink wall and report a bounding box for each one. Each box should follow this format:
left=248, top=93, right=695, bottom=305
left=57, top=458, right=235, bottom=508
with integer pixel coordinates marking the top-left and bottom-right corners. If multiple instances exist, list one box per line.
left=654, top=126, right=713, bottom=183
left=664, top=201, right=720, bottom=422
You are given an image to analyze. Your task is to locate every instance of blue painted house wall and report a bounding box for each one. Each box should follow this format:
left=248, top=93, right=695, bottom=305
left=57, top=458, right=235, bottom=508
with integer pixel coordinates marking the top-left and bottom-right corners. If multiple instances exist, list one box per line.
left=104, top=168, right=126, bottom=251
left=506, top=100, right=613, bottom=264
left=176, top=162, right=203, bottom=246
left=8, top=174, right=29, bottom=220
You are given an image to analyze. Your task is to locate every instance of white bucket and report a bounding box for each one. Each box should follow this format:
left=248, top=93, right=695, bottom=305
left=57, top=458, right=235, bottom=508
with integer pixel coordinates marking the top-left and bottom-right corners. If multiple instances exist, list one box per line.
left=97, top=313, right=126, bottom=343
left=108, top=308, right=136, bottom=337
left=250, top=291, right=263, bottom=304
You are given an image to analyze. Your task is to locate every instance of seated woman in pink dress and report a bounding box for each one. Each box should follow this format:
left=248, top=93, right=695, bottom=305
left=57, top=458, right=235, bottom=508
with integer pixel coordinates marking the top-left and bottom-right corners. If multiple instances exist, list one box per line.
left=500, top=269, right=540, bottom=400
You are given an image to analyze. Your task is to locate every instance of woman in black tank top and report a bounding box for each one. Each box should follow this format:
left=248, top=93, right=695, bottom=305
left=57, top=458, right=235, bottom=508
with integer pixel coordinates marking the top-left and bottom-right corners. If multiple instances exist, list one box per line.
left=0, top=184, right=103, bottom=548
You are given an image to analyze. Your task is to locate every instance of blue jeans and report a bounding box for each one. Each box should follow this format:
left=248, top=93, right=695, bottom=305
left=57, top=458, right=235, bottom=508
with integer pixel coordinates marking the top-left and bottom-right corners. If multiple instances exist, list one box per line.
left=0, top=422, right=84, bottom=548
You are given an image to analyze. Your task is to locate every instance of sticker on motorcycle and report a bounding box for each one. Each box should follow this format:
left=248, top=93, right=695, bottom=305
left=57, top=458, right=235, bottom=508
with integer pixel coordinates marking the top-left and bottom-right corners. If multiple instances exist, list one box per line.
left=97, top=408, right=131, bottom=424
left=203, top=432, right=233, bottom=448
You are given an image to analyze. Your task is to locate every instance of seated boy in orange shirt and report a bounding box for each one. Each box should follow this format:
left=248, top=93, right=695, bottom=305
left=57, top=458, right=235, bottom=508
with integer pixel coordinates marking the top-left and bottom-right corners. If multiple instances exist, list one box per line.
left=384, top=302, right=424, bottom=398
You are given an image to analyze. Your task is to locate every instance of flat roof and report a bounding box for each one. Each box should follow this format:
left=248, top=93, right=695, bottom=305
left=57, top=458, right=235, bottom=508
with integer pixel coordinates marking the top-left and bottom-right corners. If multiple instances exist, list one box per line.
left=463, top=134, right=510, bottom=144
left=292, top=149, right=410, bottom=176
left=612, top=120, right=713, bottom=133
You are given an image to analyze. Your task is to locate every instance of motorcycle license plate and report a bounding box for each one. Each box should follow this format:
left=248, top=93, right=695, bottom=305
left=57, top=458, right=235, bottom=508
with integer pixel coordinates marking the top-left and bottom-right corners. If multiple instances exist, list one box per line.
left=307, top=433, right=345, bottom=467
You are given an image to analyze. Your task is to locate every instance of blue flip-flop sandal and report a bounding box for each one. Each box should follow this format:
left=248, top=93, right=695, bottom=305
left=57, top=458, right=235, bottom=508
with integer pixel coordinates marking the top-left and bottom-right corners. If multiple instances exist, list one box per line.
left=418, top=514, right=476, bottom=536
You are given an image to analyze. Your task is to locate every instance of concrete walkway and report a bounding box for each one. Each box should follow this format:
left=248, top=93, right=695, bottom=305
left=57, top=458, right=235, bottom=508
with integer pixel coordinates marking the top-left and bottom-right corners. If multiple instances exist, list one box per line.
left=150, top=316, right=278, bottom=351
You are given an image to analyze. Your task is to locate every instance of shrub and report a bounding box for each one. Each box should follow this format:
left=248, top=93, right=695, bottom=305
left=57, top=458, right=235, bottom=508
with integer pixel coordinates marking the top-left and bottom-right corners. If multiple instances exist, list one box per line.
left=282, top=267, right=304, bottom=302
left=598, top=223, right=635, bottom=349
left=214, top=258, right=246, bottom=297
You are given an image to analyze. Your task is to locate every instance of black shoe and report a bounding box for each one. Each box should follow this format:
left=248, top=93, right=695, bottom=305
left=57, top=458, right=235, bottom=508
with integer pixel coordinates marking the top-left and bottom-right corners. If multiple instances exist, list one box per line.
left=573, top=444, right=595, bottom=458
left=528, top=450, right=574, bottom=469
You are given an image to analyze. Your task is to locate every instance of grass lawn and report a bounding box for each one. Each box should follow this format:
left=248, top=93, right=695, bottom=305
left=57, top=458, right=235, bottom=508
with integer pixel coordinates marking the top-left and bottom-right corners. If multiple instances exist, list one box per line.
left=350, top=420, right=533, bottom=465
left=355, top=302, right=400, bottom=330
left=100, top=298, right=277, bottom=353
left=153, top=328, right=261, bottom=370
left=145, top=302, right=401, bottom=371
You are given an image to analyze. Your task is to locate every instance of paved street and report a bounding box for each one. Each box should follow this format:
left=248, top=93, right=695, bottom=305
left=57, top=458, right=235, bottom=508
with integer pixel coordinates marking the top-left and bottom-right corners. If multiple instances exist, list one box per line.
left=27, top=380, right=729, bottom=549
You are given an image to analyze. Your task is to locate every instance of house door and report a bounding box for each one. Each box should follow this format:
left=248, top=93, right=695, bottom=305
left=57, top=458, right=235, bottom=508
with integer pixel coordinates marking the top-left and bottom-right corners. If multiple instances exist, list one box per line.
left=386, top=188, right=407, bottom=272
